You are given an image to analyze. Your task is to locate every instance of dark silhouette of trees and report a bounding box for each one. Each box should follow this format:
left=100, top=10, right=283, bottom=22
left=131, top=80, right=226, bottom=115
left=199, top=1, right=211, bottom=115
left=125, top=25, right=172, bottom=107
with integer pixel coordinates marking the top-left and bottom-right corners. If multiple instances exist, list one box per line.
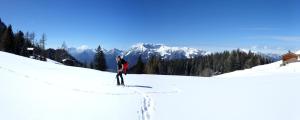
left=0, top=25, right=14, bottom=53
left=144, top=55, right=161, bottom=74
left=14, top=31, right=25, bottom=55
left=0, top=18, right=6, bottom=43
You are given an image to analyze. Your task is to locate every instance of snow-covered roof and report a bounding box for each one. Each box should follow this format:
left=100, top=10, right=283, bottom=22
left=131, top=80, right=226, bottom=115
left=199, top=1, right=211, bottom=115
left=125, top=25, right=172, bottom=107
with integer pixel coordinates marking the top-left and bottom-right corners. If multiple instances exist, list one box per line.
left=27, top=48, right=34, bottom=50
left=296, top=50, right=300, bottom=54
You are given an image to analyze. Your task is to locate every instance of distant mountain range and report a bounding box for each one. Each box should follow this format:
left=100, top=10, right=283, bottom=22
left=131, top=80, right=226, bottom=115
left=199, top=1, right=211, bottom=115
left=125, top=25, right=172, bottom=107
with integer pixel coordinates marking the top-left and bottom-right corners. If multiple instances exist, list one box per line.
left=67, top=43, right=282, bottom=71
left=68, top=45, right=95, bottom=64
left=123, top=43, right=208, bottom=69
left=239, top=49, right=282, bottom=61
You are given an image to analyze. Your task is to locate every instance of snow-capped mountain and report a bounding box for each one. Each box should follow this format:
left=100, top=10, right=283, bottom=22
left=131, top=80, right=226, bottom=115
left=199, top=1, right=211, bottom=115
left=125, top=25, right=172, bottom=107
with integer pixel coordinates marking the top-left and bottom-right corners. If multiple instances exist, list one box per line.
left=68, top=45, right=95, bottom=64
left=67, top=43, right=282, bottom=71
left=67, top=43, right=208, bottom=71
left=240, top=48, right=282, bottom=61
left=123, top=43, right=208, bottom=68
left=261, top=53, right=282, bottom=61
left=104, top=48, right=124, bottom=71
left=125, top=43, right=207, bottom=59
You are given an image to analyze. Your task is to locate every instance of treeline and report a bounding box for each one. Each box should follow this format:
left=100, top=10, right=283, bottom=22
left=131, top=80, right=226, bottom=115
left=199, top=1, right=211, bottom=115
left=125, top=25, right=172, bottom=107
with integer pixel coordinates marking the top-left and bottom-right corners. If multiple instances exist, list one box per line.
left=130, top=49, right=273, bottom=76
left=0, top=19, right=42, bottom=57
left=0, top=18, right=82, bottom=66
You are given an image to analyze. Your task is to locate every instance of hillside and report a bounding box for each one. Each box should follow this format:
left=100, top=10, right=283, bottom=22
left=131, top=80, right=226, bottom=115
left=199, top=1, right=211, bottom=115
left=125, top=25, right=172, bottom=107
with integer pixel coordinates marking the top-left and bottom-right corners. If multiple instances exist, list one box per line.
left=0, top=51, right=299, bottom=120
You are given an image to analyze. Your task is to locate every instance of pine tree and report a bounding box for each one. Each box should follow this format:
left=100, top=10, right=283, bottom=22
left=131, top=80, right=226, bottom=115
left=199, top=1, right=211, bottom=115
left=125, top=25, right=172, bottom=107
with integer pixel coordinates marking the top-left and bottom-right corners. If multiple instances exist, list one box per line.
left=89, top=62, right=94, bottom=69
left=133, top=56, right=145, bottom=74
left=94, top=45, right=107, bottom=71
left=61, top=41, right=67, bottom=50
left=59, top=41, right=69, bottom=59
left=28, top=32, right=35, bottom=46
left=39, top=33, right=46, bottom=50
left=145, top=55, right=160, bottom=74
left=0, top=25, right=15, bottom=53
left=82, top=61, right=88, bottom=68
left=14, top=31, right=25, bottom=55
left=0, top=18, right=7, bottom=43
left=39, top=33, right=47, bottom=58
left=22, top=32, right=34, bottom=57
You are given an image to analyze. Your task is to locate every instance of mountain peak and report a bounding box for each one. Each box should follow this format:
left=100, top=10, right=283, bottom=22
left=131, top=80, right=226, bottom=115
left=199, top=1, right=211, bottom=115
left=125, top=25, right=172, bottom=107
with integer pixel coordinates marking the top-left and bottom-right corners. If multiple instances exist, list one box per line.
left=131, top=43, right=165, bottom=51
left=127, top=43, right=207, bottom=59
left=77, top=45, right=90, bottom=52
left=106, top=48, right=123, bottom=55
left=68, top=45, right=94, bottom=54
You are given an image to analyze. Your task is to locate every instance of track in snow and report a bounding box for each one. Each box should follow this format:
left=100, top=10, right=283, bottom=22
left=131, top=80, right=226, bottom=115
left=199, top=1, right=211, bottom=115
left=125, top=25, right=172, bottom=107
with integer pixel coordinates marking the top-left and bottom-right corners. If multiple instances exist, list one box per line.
left=129, top=87, right=155, bottom=120
left=0, top=65, right=180, bottom=120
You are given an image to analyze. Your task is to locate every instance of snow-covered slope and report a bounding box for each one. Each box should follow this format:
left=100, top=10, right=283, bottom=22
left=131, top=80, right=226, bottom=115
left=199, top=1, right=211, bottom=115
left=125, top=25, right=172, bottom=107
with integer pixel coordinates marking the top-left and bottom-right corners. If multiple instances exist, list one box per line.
left=0, top=51, right=142, bottom=120
left=1, top=51, right=300, bottom=120
left=46, top=58, right=62, bottom=64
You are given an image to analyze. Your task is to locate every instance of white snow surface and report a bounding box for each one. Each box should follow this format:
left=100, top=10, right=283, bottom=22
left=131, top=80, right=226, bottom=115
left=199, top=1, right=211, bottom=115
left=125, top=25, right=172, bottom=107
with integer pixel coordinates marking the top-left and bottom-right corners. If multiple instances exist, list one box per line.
left=46, top=58, right=62, bottom=65
left=0, top=51, right=300, bottom=120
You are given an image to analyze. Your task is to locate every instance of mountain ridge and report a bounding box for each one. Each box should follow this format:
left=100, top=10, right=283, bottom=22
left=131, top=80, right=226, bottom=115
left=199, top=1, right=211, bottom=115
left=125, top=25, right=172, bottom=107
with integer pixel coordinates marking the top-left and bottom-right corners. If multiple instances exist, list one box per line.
left=67, top=43, right=282, bottom=71
left=68, top=43, right=209, bottom=71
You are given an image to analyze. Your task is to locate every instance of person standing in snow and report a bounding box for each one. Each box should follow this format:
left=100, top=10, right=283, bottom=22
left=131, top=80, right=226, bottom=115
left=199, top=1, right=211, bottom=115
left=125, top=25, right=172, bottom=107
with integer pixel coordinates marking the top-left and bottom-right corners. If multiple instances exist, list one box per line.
left=115, top=56, right=128, bottom=86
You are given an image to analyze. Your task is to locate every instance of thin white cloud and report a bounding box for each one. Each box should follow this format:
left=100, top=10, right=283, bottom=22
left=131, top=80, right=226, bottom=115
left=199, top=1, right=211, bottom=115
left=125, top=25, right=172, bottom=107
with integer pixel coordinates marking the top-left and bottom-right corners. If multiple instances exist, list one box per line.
left=269, top=36, right=300, bottom=41
left=247, top=45, right=288, bottom=54
left=240, top=27, right=278, bottom=31
left=76, top=45, right=90, bottom=52
left=246, top=36, right=300, bottom=42
left=77, top=45, right=89, bottom=50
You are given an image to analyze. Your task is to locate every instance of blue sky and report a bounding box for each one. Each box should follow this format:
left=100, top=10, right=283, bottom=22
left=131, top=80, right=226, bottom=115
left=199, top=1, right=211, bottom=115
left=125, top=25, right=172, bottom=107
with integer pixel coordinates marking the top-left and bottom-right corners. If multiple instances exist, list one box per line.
left=0, top=0, right=299, bottom=53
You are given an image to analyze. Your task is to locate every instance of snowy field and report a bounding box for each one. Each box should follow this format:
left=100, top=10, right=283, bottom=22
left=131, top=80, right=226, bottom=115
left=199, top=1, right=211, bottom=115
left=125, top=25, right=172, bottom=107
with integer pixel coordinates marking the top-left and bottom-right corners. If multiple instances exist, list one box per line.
left=0, top=51, right=300, bottom=120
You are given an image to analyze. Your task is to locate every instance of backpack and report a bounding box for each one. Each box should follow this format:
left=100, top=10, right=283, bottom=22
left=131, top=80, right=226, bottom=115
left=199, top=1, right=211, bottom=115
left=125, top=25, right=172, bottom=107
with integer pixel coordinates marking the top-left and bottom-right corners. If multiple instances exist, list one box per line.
left=121, top=59, right=129, bottom=74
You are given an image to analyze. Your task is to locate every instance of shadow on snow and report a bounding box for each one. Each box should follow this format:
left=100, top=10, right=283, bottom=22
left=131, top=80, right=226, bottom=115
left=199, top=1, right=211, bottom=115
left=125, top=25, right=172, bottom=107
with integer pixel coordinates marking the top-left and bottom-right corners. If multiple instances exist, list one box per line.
left=125, top=85, right=153, bottom=89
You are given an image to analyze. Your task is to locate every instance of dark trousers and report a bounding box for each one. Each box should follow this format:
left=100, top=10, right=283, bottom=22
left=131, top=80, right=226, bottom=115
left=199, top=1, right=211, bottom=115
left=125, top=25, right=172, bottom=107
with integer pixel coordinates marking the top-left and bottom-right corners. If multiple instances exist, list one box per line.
left=116, top=72, right=124, bottom=85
